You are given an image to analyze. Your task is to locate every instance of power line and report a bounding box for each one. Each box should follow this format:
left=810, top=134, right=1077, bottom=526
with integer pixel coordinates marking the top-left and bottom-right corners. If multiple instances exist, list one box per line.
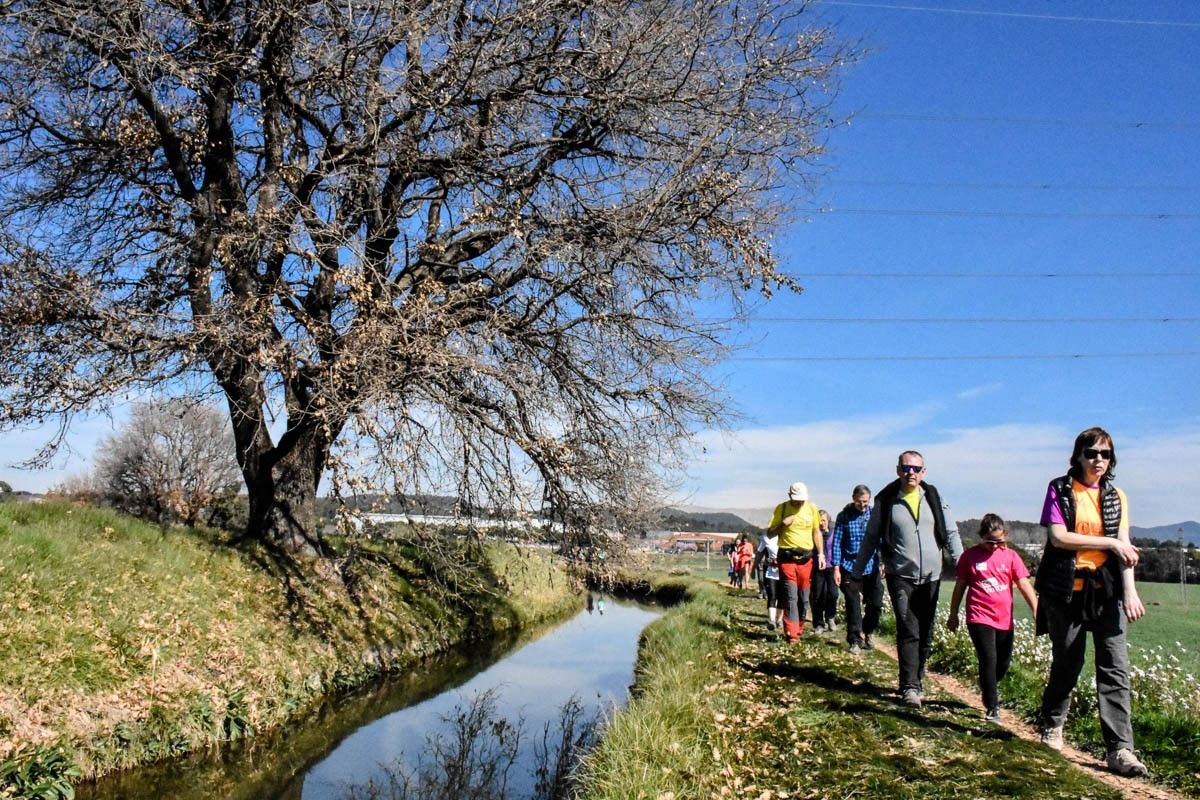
left=818, top=1, right=1200, bottom=29
left=731, top=352, right=1200, bottom=363
left=779, top=271, right=1200, bottom=279
left=816, top=207, right=1200, bottom=220
left=738, top=316, right=1200, bottom=325
left=853, top=111, right=1200, bottom=131
left=831, top=178, right=1200, bottom=193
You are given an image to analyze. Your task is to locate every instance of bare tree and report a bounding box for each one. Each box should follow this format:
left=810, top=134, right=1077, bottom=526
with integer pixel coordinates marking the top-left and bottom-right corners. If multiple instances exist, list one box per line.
left=92, top=399, right=241, bottom=526
left=0, top=0, right=845, bottom=553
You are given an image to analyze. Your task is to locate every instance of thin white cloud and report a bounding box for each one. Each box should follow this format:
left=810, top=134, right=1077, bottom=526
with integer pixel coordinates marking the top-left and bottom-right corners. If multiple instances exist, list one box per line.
left=956, top=382, right=1004, bottom=401
left=680, top=417, right=1200, bottom=528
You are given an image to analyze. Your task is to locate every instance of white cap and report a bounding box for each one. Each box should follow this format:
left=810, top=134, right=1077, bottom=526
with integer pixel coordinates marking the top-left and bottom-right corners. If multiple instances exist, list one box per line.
left=787, top=481, right=809, bottom=501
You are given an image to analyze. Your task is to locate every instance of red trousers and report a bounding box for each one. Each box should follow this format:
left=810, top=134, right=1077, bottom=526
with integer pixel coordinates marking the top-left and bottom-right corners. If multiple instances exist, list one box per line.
left=779, top=559, right=814, bottom=642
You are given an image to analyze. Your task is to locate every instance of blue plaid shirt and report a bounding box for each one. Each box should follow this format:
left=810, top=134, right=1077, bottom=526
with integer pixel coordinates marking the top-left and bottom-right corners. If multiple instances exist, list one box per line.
left=831, top=504, right=877, bottom=574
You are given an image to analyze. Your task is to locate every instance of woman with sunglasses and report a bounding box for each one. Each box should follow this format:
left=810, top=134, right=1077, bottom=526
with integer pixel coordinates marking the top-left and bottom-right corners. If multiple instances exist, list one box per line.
left=946, top=514, right=1037, bottom=723
left=1033, top=426, right=1148, bottom=777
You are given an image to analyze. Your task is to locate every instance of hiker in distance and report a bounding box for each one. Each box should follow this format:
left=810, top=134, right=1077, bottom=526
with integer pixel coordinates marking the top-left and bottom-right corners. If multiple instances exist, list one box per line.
left=1034, top=426, right=1148, bottom=778
left=752, top=523, right=784, bottom=631
left=810, top=510, right=839, bottom=635
left=832, top=484, right=882, bottom=655
left=850, top=451, right=962, bottom=707
left=766, top=481, right=825, bottom=642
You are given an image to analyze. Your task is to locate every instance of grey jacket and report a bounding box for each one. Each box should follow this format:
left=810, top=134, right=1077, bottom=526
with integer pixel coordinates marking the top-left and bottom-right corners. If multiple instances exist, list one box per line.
left=851, top=482, right=962, bottom=584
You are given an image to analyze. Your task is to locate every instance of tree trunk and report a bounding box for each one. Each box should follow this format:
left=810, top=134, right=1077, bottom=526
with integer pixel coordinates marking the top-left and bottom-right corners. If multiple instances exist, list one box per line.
left=244, top=442, right=325, bottom=555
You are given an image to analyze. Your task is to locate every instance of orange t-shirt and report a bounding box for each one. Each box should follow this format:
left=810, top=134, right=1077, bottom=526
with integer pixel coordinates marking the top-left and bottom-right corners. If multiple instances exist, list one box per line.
left=1067, top=480, right=1128, bottom=590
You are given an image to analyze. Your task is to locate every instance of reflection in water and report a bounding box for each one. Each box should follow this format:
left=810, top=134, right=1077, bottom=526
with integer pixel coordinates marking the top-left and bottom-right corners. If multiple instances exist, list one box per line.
left=340, top=689, right=597, bottom=800
left=77, top=596, right=657, bottom=800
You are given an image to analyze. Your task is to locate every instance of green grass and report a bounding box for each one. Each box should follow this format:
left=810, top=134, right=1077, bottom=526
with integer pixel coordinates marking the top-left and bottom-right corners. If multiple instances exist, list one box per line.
left=0, top=500, right=579, bottom=794
left=577, top=575, right=1125, bottom=800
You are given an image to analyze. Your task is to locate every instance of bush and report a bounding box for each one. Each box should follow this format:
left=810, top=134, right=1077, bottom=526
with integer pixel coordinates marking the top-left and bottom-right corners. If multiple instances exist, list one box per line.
left=0, top=746, right=80, bottom=800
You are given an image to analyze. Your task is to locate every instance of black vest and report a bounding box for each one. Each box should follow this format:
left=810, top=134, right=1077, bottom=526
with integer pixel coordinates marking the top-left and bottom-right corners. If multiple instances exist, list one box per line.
left=1033, top=475, right=1124, bottom=603
left=875, top=478, right=949, bottom=553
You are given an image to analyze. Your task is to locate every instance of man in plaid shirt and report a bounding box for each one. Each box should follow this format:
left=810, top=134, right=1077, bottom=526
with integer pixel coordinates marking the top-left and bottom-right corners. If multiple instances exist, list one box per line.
left=832, top=485, right=882, bottom=655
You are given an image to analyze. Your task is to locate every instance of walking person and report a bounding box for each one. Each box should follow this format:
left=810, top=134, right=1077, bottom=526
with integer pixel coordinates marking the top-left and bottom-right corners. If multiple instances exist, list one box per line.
left=832, top=484, right=882, bottom=655
left=1034, top=427, right=1148, bottom=777
left=810, top=510, right=839, bottom=634
left=850, top=450, right=962, bottom=707
left=753, top=526, right=783, bottom=630
left=767, top=481, right=825, bottom=642
left=946, top=514, right=1038, bottom=723
left=737, top=534, right=755, bottom=591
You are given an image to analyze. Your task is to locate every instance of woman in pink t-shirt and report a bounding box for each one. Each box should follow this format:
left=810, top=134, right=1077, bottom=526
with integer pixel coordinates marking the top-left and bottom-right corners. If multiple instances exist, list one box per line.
left=946, top=514, right=1038, bottom=723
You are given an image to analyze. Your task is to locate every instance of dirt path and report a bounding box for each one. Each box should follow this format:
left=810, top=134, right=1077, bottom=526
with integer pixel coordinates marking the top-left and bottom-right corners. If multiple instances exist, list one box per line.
left=872, top=639, right=1185, bottom=800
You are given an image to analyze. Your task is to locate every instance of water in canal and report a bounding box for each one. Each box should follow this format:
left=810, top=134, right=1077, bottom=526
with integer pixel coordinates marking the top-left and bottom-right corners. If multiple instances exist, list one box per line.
left=78, top=594, right=659, bottom=800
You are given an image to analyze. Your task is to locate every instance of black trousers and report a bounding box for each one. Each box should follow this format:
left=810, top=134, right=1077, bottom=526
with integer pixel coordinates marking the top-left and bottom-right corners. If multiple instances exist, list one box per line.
left=967, top=622, right=1014, bottom=711
left=841, top=570, right=884, bottom=646
left=887, top=575, right=941, bottom=692
left=810, top=567, right=838, bottom=627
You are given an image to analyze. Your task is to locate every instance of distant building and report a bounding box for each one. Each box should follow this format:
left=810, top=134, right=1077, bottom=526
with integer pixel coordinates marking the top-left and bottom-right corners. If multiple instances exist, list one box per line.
left=662, top=531, right=741, bottom=552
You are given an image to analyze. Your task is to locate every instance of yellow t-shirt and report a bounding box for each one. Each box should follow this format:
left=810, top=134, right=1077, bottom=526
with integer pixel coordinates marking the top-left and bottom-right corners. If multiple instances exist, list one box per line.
left=1071, top=480, right=1129, bottom=589
left=901, top=486, right=921, bottom=520
left=769, top=501, right=822, bottom=551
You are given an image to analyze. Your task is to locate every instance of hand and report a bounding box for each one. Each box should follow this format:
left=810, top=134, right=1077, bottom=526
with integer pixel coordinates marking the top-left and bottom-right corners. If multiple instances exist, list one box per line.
left=946, top=614, right=959, bottom=632
left=817, top=554, right=826, bottom=570
left=782, top=514, right=796, bottom=526
left=833, top=566, right=842, bottom=587
left=1112, top=540, right=1140, bottom=568
left=1124, top=592, right=1146, bottom=622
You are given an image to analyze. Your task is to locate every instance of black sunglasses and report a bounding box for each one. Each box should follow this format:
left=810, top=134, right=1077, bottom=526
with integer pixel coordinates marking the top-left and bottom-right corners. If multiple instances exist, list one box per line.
left=1082, top=447, right=1113, bottom=460
left=899, top=464, right=924, bottom=474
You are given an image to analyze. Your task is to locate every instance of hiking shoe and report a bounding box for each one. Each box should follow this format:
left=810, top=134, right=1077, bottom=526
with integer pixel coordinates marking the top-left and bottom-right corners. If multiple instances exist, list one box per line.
left=1040, top=725, right=1064, bottom=751
left=901, top=689, right=922, bottom=708
left=1106, top=748, right=1148, bottom=777
left=984, top=707, right=1002, bottom=724
left=864, top=634, right=875, bottom=649
left=848, top=643, right=862, bottom=656
left=828, top=621, right=838, bottom=632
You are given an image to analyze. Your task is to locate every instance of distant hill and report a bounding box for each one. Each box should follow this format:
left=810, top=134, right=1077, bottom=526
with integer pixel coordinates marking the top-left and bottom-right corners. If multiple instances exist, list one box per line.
left=656, top=507, right=763, bottom=534
left=1130, top=521, right=1200, bottom=547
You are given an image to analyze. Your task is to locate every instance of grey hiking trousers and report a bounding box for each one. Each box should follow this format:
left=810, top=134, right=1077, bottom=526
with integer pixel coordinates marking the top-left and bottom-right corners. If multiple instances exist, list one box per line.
left=1039, top=593, right=1135, bottom=752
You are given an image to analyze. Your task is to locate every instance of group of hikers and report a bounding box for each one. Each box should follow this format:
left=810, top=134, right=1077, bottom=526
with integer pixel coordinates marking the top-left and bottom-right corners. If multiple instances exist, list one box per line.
left=740, top=426, right=1150, bottom=779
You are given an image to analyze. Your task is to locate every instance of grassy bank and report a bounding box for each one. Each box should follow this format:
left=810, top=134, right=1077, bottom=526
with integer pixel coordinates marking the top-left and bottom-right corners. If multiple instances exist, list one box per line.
left=577, top=577, right=1128, bottom=800
left=0, top=500, right=579, bottom=797
left=931, top=614, right=1200, bottom=796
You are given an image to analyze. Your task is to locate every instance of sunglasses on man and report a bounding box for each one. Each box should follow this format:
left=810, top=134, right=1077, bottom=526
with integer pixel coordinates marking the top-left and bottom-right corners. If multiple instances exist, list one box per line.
left=899, top=464, right=924, bottom=474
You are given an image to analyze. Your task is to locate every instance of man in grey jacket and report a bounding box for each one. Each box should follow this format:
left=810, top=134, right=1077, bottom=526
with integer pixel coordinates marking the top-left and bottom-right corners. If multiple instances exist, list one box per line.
left=850, top=450, right=963, bottom=708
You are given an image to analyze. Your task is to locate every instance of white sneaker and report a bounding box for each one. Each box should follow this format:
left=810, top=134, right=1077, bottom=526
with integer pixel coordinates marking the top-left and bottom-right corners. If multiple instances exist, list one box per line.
left=828, top=621, right=837, bottom=632
left=1040, top=725, right=1064, bottom=751
left=1106, top=748, right=1148, bottom=777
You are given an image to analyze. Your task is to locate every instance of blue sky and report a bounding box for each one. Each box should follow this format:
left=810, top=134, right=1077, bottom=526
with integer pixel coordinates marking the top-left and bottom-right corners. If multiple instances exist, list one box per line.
left=676, top=0, right=1200, bottom=527
left=3, top=1, right=1198, bottom=529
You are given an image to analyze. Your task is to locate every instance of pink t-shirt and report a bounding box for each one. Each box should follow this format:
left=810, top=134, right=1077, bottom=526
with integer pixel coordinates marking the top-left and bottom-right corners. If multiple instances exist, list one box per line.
left=955, top=544, right=1030, bottom=630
